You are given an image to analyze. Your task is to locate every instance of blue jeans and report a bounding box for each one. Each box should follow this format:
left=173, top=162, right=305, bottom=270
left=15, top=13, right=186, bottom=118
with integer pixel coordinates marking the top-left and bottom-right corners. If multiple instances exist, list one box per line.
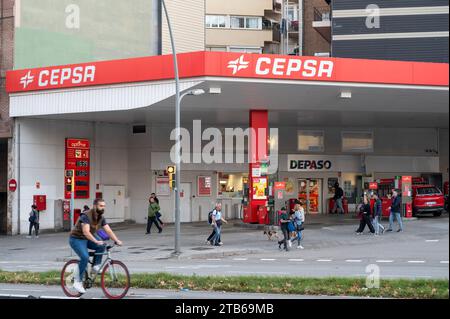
left=373, top=216, right=385, bottom=235
left=291, top=224, right=303, bottom=245
left=69, top=237, right=106, bottom=282
left=389, top=212, right=403, bottom=231
left=212, top=222, right=222, bottom=245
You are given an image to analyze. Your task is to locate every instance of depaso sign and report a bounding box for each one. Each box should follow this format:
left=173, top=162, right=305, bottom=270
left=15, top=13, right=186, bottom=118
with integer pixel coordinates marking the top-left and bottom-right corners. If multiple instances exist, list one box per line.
left=289, top=159, right=332, bottom=171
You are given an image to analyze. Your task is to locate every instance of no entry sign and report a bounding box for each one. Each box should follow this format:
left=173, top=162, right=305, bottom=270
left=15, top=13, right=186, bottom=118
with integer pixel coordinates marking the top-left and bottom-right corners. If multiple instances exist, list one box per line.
left=9, top=179, right=17, bottom=192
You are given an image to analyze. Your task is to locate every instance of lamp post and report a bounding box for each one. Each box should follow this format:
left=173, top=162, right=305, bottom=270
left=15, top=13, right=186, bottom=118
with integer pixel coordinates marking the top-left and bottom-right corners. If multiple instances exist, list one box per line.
left=162, top=0, right=207, bottom=256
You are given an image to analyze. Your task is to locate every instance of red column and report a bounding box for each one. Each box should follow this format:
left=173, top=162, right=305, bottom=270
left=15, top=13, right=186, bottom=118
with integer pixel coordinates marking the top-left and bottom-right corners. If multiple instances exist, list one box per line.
left=245, top=110, right=269, bottom=224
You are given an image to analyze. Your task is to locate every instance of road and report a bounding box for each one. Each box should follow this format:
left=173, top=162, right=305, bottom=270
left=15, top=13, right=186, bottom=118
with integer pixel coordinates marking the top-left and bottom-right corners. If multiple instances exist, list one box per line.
left=0, top=283, right=356, bottom=299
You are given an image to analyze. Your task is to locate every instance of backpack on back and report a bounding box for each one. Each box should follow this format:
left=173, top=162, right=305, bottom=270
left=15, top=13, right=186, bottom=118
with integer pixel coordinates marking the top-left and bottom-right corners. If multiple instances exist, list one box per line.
left=208, top=210, right=214, bottom=225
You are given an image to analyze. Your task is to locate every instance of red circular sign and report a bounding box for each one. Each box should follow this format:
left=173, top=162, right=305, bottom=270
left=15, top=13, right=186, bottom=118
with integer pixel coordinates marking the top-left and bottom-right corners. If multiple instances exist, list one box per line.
left=9, top=179, right=17, bottom=192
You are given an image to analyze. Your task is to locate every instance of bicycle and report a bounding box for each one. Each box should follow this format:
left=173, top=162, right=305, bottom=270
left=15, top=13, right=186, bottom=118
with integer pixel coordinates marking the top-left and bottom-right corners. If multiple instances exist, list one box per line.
left=61, top=244, right=130, bottom=299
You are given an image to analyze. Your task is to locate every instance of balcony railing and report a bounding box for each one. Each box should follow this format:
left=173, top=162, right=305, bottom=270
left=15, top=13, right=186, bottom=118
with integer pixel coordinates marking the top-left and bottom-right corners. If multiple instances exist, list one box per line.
left=314, top=6, right=331, bottom=22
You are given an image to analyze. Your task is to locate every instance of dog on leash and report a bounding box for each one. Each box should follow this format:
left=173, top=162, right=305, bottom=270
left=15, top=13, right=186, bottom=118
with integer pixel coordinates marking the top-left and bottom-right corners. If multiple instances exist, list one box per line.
left=263, top=230, right=280, bottom=241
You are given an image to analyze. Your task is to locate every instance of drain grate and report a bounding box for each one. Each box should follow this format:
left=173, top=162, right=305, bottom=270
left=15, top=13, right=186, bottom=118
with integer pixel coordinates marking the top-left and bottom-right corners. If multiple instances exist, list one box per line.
left=128, top=247, right=144, bottom=250
left=9, top=248, right=25, bottom=251
left=142, top=248, right=158, bottom=251
left=129, top=251, right=144, bottom=254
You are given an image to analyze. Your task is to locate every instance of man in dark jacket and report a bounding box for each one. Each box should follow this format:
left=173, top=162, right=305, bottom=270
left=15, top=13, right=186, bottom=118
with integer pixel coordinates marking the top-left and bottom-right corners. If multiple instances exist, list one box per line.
left=332, top=182, right=344, bottom=214
left=387, top=190, right=404, bottom=232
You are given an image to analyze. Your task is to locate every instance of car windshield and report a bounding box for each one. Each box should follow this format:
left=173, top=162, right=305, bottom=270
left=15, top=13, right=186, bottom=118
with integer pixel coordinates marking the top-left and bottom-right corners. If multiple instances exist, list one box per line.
left=416, top=187, right=441, bottom=195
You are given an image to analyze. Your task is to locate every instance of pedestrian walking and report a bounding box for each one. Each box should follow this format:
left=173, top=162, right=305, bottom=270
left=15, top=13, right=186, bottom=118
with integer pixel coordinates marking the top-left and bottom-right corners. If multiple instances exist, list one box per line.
left=372, top=193, right=385, bottom=235
left=290, top=202, right=305, bottom=249
left=386, top=190, right=404, bottom=233
left=211, top=203, right=228, bottom=246
left=27, top=204, right=40, bottom=238
left=146, top=197, right=162, bottom=234
left=150, top=193, right=164, bottom=227
left=332, top=182, right=345, bottom=214
left=356, top=194, right=375, bottom=235
left=277, top=208, right=291, bottom=251
left=206, top=203, right=221, bottom=245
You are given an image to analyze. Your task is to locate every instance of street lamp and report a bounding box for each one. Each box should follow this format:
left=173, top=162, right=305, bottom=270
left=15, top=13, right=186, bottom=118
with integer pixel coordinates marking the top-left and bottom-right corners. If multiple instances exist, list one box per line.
left=161, top=0, right=208, bottom=256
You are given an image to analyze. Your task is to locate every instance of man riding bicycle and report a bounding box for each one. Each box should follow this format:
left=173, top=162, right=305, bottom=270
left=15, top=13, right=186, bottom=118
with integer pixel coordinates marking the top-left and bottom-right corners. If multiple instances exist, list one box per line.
left=69, top=198, right=123, bottom=294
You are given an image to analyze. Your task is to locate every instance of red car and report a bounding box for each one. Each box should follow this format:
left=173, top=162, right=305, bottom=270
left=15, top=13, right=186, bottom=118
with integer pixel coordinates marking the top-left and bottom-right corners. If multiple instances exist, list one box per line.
left=412, top=185, right=445, bottom=217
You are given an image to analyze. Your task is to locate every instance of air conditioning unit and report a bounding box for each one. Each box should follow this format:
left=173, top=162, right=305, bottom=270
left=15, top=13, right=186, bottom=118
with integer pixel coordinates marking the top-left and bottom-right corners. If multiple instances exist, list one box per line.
left=314, top=52, right=331, bottom=57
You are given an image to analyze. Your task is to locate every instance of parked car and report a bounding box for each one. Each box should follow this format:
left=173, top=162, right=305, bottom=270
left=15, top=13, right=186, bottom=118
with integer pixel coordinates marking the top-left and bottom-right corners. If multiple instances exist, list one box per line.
left=412, top=185, right=445, bottom=217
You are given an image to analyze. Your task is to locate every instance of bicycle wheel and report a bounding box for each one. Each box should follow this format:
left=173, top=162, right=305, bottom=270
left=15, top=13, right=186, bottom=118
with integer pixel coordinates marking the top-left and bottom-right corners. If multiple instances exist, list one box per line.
left=60, top=260, right=82, bottom=298
left=101, top=260, right=130, bottom=299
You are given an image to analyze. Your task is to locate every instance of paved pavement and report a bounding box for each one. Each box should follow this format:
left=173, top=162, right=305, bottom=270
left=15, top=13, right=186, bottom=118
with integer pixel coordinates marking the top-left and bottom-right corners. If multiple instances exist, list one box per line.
left=0, top=214, right=448, bottom=280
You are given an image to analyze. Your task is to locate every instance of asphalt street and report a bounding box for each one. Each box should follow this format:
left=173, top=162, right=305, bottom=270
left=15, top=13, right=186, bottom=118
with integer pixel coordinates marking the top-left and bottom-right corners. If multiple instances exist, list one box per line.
left=0, top=215, right=448, bottom=278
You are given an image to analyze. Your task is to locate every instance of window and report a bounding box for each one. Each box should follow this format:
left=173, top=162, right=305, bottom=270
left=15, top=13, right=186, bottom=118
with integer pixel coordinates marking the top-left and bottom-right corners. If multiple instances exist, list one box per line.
left=206, top=15, right=227, bottom=28
left=298, top=130, right=324, bottom=152
left=231, top=16, right=262, bottom=30
left=342, top=131, right=374, bottom=152
left=206, top=46, right=227, bottom=52
left=218, top=172, right=248, bottom=198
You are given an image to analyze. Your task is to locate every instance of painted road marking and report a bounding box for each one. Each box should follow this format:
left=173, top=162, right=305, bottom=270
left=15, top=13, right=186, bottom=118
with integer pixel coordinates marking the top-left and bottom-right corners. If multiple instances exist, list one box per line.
left=440, top=261, right=449, bottom=264
left=376, top=260, right=394, bottom=263
left=39, top=296, right=79, bottom=300
left=317, top=259, right=332, bottom=262
left=232, top=258, right=248, bottom=261
left=408, top=261, right=426, bottom=264
left=346, top=260, right=362, bottom=263
left=206, top=259, right=222, bottom=261
left=260, top=259, right=276, bottom=261
left=288, top=259, right=305, bottom=262
left=426, top=240, right=439, bottom=242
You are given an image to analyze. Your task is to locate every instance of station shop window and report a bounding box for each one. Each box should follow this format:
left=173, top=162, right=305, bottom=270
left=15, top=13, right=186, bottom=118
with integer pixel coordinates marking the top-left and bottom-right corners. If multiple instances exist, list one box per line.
left=342, top=173, right=359, bottom=204
left=218, top=172, right=248, bottom=198
left=298, top=130, right=324, bottom=152
left=342, top=131, right=374, bottom=153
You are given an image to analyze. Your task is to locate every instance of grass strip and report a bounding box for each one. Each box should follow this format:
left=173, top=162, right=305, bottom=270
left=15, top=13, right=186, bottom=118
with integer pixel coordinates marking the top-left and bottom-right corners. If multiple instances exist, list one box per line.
left=0, top=270, right=448, bottom=299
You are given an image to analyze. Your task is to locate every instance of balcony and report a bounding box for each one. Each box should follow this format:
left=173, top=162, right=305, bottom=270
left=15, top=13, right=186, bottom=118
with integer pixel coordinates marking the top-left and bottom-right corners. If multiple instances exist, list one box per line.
left=312, top=6, right=331, bottom=42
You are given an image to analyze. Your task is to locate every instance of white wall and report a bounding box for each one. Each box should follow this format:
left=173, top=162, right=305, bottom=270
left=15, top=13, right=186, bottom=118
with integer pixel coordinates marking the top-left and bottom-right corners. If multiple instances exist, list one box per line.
left=15, top=118, right=129, bottom=234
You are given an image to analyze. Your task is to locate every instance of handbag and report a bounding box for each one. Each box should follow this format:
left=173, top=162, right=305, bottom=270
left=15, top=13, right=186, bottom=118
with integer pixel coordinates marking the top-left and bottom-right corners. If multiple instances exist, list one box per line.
left=297, top=224, right=305, bottom=232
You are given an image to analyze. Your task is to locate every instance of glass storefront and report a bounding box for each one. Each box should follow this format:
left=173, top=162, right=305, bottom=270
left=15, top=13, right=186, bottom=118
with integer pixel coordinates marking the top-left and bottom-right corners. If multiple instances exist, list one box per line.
left=218, top=172, right=248, bottom=198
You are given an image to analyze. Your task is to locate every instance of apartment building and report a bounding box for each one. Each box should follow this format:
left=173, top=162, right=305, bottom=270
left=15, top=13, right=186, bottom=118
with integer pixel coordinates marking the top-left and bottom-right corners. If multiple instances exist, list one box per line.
left=312, top=0, right=449, bottom=62
left=0, top=0, right=14, bottom=235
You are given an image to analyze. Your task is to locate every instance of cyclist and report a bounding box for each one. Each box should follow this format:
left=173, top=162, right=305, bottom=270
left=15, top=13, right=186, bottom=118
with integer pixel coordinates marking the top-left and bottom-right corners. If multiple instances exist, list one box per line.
left=69, top=198, right=123, bottom=294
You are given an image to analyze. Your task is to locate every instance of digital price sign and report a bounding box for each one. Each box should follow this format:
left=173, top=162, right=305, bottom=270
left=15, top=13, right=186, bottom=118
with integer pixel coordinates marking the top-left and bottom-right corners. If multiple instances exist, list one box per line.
left=65, top=139, right=90, bottom=199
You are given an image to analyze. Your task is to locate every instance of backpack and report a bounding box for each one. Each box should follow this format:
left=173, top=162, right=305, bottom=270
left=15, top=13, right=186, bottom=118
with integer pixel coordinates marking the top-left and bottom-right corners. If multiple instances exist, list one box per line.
left=208, top=210, right=214, bottom=225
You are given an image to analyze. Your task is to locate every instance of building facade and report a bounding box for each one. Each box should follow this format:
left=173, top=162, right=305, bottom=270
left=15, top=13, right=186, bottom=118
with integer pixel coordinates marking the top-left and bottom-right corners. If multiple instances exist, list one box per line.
left=321, top=0, right=449, bottom=62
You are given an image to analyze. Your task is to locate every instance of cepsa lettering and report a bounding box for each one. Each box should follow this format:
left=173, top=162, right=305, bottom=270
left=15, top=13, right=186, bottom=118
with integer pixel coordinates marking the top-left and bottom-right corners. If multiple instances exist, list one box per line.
left=38, top=66, right=96, bottom=87
left=256, top=58, right=334, bottom=78
left=290, top=160, right=332, bottom=170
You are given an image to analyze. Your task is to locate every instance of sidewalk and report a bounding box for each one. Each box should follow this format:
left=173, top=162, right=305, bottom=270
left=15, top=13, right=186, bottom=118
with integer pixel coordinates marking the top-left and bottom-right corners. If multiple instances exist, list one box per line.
left=0, top=214, right=438, bottom=265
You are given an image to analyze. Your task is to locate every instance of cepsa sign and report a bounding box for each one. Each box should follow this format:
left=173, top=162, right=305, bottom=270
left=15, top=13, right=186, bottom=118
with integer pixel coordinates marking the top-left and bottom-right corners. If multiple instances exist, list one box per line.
left=14, top=66, right=96, bottom=91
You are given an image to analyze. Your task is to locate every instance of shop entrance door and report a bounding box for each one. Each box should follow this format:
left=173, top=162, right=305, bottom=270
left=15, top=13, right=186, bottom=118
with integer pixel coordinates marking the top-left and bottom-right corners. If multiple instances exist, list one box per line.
left=298, top=179, right=323, bottom=214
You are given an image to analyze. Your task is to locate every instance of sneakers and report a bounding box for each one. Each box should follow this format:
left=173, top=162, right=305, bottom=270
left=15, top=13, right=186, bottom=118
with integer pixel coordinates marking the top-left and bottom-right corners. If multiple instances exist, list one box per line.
left=288, top=240, right=292, bottom=248
left=26, top=235, right=32, bottom=238
left=73, top=281, right=86, bottom=294
left=356, top=232, right=362, bottom=235
left=297, top=245, right=304, bottom=250
left=92, top=265, right=101, bottom=273
left=397, top=229, right=403, bottom=233
left=386, top=229, right=393, bottom=232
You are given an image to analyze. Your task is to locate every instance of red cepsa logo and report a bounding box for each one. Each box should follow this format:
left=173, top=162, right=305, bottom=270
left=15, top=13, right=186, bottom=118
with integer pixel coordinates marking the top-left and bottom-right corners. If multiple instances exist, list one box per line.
left=19, top=65, right=96, bottom=89
left=227, top=54, right=335, bottom=79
